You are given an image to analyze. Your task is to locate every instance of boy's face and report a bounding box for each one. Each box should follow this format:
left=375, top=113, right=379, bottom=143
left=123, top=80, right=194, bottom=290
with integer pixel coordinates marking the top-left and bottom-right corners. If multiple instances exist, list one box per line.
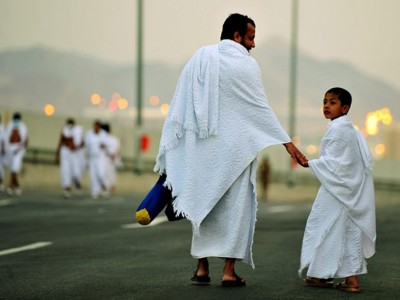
left=323, top=92, right=350, bottom=121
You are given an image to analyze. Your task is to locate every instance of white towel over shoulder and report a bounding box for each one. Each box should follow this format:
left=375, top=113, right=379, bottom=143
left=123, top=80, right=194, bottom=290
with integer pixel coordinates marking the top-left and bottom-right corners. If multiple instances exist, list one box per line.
left=154, top=40, right=290, bottom=229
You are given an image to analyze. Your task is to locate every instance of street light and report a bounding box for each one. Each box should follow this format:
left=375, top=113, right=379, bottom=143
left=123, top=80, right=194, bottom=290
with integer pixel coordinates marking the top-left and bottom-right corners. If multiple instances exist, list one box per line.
left=287, top=0, right=299, bottom=187
left=135, top=0, right=144, bottom=174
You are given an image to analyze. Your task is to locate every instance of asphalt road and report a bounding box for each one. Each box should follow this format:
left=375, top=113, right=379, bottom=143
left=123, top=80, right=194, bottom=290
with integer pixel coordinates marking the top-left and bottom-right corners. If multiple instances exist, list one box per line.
left=0, top=184, right=399, bottom=300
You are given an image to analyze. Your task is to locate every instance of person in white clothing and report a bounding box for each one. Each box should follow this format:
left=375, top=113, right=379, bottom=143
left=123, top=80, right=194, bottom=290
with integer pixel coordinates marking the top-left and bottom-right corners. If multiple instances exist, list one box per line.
left=0, top=115, right=5, bottom=191
left=102, top=123, right=120, bottom=193
left=154, top=13, right=307, bottom=287
left=72, top=122, right=86, bottom=188
left=55, top=118, right=83, bottom=198
left=4, top=112, right=28, bottom=195
left=299, top=87, right=376, bottom=294
left=85, top=120, right=109, bottom=199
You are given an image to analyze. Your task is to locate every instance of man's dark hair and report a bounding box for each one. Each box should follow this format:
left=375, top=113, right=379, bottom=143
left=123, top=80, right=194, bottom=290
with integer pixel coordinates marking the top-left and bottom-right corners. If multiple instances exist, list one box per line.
left=102, top=123, right=110, bottom=133
left=13, top=112, right=21, bottom=120
left=220, top=13, right=255, bottom=41
left=326, top=87, right=352, bottom=107
left=66, top=117, right=75, bottom=125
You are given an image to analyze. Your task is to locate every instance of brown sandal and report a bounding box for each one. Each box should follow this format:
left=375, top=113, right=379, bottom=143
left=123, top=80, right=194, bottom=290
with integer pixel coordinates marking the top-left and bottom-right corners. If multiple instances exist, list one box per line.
left=336, top=281, right=361, bottom=293
left=221, top=273, right=246, bottom=287
left=304, top=276, right=334, bottom=288
left=191, top=259, right=210, bottom=285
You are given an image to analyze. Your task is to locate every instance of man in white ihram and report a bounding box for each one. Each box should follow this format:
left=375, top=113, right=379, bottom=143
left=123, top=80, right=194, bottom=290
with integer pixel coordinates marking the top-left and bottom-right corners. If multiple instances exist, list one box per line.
left=5, top=112, right=28, bottom=196
left=85, top=120, right=109, bottom=199
left=154, top=13, right=307, bottom=287
left=56, top=118, right=83, bottom=198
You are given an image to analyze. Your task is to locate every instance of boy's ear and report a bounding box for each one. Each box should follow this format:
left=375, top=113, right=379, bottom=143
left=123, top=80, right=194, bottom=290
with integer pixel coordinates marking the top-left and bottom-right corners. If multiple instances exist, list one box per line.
left=341, top=105, right=350, bottom=114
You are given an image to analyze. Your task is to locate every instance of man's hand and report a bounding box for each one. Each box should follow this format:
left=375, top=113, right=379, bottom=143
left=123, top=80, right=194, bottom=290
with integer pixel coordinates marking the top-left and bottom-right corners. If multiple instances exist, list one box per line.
left=283, top=142, right=308, bottom=167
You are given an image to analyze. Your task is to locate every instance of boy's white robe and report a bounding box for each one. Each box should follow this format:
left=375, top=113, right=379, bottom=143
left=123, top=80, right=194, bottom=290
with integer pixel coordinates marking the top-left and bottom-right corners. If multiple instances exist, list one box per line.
left=299, top=116, right=376, bottom=278
left=154, top=40, right=290, bottom=267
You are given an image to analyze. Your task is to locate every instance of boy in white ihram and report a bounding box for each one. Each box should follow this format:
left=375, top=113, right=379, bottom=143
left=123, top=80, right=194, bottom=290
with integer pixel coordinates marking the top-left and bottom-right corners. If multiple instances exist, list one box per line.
left=299, top=87, right=376, bottom=293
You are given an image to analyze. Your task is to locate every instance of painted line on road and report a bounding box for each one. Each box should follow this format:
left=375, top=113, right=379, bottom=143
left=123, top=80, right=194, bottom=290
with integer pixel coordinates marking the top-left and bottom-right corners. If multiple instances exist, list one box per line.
left=0, top=199, right=13, bottom=207
left=122, top=216, right=169, bottom=229
left=0, top=241, right=53, bottom=256
left=267, top=205, right=295, bottom=213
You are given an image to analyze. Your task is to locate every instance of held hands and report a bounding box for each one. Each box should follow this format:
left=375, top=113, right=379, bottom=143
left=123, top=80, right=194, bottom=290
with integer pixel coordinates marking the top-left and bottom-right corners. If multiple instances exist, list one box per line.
left=283, top=142, right=308, bottom=167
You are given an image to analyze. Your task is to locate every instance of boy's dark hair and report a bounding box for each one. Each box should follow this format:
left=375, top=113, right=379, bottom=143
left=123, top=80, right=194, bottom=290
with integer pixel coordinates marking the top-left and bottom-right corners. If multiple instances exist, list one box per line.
left=220, top=13, right=255, bottom=41
left=327, top=87, right=352, bottom=107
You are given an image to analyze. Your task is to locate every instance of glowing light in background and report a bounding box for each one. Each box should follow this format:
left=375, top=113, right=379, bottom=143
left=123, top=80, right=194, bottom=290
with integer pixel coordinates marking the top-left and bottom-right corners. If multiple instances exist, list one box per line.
left=306, top=144, right=318, bottom=155
left=118, top=98, right=129, bottom=110
left=375, top=143, right=386, bottom=156
left=365, top=107, right=393, bottom=136
left=112, top=92, right=121, bottom=101
left=149, top=95, right=160, bottom=106
left=91, top=93, right=101, bottom=105
left=366, top=113, right=379, bottom=135
left=381, top=108, right=393, bottom=125
left=160, top=103, right=170, bottom=115
left=108, top=100, right=118, bottom=112
left=292, top=136, right=301, bottom=146
left=44, top=104, right=55, bottom=116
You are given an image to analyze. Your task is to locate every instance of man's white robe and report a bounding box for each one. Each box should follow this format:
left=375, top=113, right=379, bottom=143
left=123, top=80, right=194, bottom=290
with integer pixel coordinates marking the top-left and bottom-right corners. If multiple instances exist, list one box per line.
left=104, top=133, right=120, bottom=189
left=73, top=125, right=86, bottom=181
left=5, top=121, right=28, bottom=173
left=299, top=116, right=376, bottom=278
left=59, top=126, right=75, bottom=188
left=85, top=129, right=108, bottom=197
left=154, top=40, right=291, bottom=267
left=0, top=124, right=5, bottom=181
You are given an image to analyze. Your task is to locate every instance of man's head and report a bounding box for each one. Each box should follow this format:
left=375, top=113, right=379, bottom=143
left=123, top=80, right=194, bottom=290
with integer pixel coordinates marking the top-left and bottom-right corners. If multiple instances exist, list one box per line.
left=93, top=120, right=102, bottom=133
left=220, top=13, right=256, bottom=52
left=323, top=87, right=352, bottom=120
left=66, top=117, right=75, bottom=127
left=12, top=112, right=21, bottom=120
left=102, top=123, right=110, bottom=133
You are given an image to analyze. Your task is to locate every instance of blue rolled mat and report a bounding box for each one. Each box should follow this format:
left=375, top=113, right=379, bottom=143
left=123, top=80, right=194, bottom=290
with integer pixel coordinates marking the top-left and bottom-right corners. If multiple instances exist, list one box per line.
left=136, top=174, right=171, bottom=225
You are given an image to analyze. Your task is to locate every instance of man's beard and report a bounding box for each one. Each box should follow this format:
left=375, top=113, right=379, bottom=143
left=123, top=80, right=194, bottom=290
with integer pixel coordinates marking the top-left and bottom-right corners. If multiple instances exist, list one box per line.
left=241, top=41, right=251, bottom=52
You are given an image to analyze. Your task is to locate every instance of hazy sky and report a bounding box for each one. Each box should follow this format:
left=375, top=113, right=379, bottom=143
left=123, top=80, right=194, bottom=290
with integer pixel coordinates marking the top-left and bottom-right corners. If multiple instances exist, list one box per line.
left=1, top=0, right=400, bottom=91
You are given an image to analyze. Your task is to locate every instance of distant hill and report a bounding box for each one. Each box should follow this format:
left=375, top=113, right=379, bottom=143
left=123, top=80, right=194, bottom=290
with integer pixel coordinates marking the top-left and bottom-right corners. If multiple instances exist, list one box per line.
left=0, top=46, right=179, bottom=117
left=254, top=38, right=400, bottom=141
left=0, top=39, right=399, bottom=142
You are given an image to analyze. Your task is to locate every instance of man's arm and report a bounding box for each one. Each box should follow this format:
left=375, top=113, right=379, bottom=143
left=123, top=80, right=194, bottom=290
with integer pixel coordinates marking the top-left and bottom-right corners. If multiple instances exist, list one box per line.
left=283, top=142, right=308, bottom=167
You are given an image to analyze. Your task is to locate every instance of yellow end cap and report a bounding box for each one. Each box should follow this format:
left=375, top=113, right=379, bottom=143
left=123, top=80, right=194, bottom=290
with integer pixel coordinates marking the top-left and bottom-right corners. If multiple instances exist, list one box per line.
left=136, top=209, right=151, bottom=225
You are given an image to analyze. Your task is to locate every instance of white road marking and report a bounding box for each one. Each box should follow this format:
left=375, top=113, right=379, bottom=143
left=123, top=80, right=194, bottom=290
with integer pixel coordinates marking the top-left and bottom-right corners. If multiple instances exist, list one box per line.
left=0, top=199, right=13, bottom=207
left=122, top=216, right=169, bottom=229
left=268, top=205, right=295, bottom=213
left=0, top=242, right=53, bottom=256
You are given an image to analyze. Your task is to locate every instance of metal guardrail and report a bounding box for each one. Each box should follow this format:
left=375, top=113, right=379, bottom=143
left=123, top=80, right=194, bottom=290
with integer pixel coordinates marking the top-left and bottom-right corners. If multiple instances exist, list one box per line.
left=23, top=147, right=155, bottom=173
left=23, top=147, right=400, bottom=191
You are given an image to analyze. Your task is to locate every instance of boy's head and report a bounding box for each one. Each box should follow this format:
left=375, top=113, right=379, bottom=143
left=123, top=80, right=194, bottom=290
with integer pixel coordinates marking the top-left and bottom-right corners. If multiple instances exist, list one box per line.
left=323, top=87, right=352, bottom=120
